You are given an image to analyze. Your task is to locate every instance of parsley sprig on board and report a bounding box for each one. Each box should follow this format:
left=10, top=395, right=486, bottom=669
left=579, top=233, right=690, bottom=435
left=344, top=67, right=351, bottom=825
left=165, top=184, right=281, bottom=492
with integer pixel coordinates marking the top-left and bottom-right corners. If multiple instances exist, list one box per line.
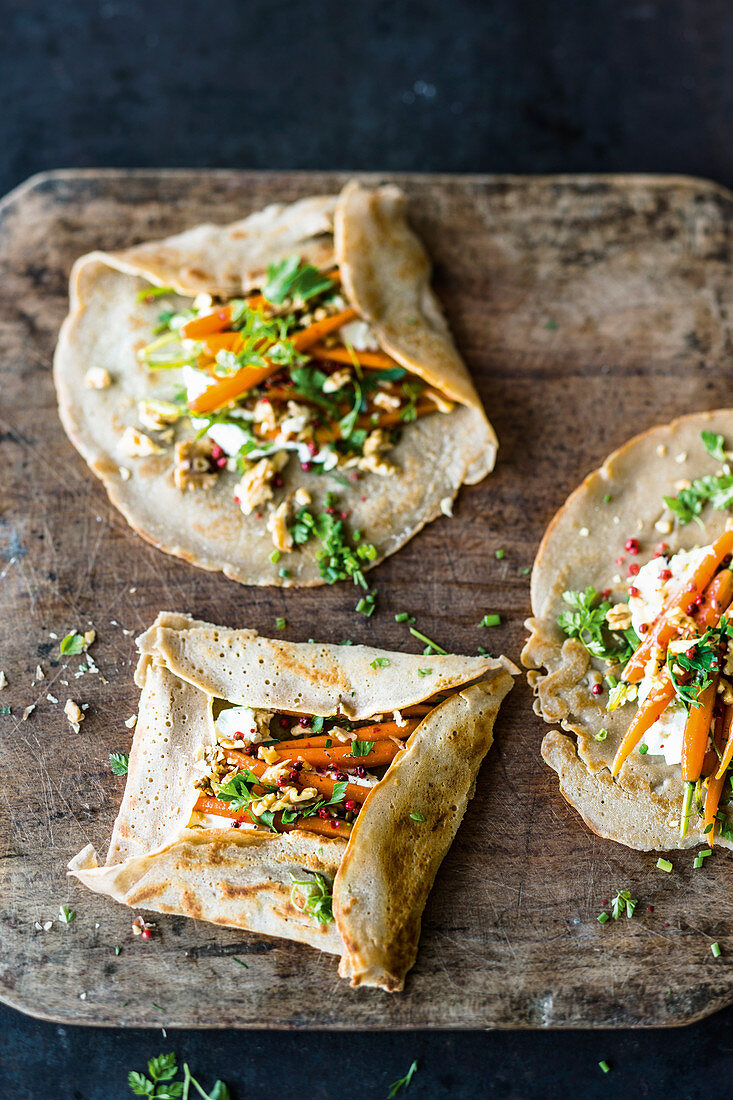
left=557, top=587, right=638, bottom=662
left=387, top=1061, right=419, bottom=1098
left=262, top=257, right=336, bottom=305
left=128, top=1051, right=230, bottom=1099
left=289, top=872, right=334, bottom=925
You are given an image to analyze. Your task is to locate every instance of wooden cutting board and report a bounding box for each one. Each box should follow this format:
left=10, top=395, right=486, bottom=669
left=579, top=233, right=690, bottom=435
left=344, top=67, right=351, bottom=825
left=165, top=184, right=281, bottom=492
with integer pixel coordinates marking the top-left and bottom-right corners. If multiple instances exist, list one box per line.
left=2, top=169, right=733, bottom=1030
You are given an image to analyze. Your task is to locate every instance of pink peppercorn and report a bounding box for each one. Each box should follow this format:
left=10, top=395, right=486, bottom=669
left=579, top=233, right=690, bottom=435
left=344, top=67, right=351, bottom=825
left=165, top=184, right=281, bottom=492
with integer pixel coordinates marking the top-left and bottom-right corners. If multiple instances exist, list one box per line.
left=302, top=462, right=312, bottom=472
left=354, top=766, right=367, bottom=778
left=326, top=506, right=337, bottom=515
left=276, top=777, right=287, bottom=788
left=601, top=589, right=611, bottom=600
left=211, top=444, right=224, bottom=460
left=639, top=623, right=649, bottom=634
left=591, top=684, right=603, bottom=696
left=344, top=800, right=359, bottom=812
left=299, top=716, right=309, bottom=727
left=340, top=511, right=351, bottom=520
left=615, top=556, right=626, bottom=566
left=291, top=761, right=303, bottom=772
left=628, top=563, right=640, bottom=576
left=625, top=538, right=639, bottom=554
left=273, top=474, right=283, bottom=487
left=330, top=819, right=340, bottom=829
left=141, top=928, right=152, bottom=941
left=660, top=569, right=672, bottom=581
left=628, top=586, right=640, bottom=597
left=307, top=440, right=318, bottom=456
left=318, top=808, right=330, bottom=819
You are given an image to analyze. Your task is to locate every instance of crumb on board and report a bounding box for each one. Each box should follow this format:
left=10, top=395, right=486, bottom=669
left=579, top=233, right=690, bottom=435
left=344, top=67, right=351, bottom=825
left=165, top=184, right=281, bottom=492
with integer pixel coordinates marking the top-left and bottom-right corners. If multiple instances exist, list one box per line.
left=22, top=705, right=35, bottom=721
left=64, top=698, right=84, bottom=732
left=125, top=715, right=137, bottom=729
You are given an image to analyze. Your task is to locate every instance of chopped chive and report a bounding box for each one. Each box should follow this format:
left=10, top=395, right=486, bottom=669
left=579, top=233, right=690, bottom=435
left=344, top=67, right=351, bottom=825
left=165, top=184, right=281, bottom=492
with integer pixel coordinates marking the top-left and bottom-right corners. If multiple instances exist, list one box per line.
left=417, top=668, right=433, bottom=677
left=114, top=945, right=121, bottom=956
left=519, top=566, right=531, bottom=575
left=603, top=494, right=612, bottom=504
left=595, top=728, right=608, bottom=742
left=656, top=858, right=673, bottom=873
left=606, top=674, right=618, bottom=688
left=598, top=1061, right=611, bottom=1074
left=597, top=911, right=610, bottom=924
left=279, top=568, right=291, bottom=578
left=477, top=646, right=492, bottom=657
left=395, top=612, right=415, bottom=623
left=638, top=744, right=648, bottom=755
left=275, top=617, right=287, bottom=630
left=409, top=627, right=447, bottom=655
left=371, top=657, right=390, bottom=670
left=233, top=957, right=249, bottom=968
left=712, top=941, right=722, bottom=958
left=680, top=781, right=694, bottom=838
left=495, top=549, right=505, bottom=560
left=479, top=613, right=501, bottom=628
left=409, top=812, right=426, bottom=822
left=693, top=855, right=703, bottom=869
left=270, top=550, right=281, bottom=563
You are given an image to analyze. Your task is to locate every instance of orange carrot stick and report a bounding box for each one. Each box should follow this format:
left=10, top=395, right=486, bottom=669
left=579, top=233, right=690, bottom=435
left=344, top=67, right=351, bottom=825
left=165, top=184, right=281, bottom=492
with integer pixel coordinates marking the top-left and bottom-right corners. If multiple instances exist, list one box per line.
left=681, top=679, right=718, bottom=783
left=223, top=750, right=368, bottom=805
left=179, top=306, right=233, bottom=340
left=193, top=795, right=352, bottom=837
left=694, top=566, right=733, bottom=629
left=190, top=308, right=359, bottom=415
left=704, top=772, right=727, bottom=845
left=200, top=331, right=244, bottom=356
left=275, top=740, right=401, bottom=770
left=716, top=703, right=733, bottom=779
left=309, top=344, right=397, bottom=369
left=623, top=530, right=733, bottom=684
left=274, top=719, right=417, bottom=752
left=611, top=672, right=675, bottom=776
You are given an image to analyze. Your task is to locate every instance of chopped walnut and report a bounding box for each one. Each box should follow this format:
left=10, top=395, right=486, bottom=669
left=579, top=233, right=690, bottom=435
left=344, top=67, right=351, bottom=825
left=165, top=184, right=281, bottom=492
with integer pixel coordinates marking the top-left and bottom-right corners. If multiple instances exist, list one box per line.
left=322, top=368, right=352, bottom=393
left=174, top=438, right=218, bottom=491
left=605, top=604, right=632, bottom=631
left=279, top=402, right=313, bottom=440
left=64, top=698, right=84, bottom=732
left=234, top=452, right=288, bottom=516
left=119, top=426, right=163, bottom=458
left=252, top=398, right=278, bottom=435
left=266, top=496, right=294, bottom=552
left=425, top=388, right=455, bottom=413
left=84, top=366, right=112, bottom=390
left=372, top=391, right=401, bottom=412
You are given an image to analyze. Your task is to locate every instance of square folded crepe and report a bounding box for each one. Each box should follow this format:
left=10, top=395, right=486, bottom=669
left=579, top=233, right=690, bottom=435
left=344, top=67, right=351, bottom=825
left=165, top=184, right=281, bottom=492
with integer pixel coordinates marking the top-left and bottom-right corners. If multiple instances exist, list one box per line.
left=69, top=613, right=517, bottom=991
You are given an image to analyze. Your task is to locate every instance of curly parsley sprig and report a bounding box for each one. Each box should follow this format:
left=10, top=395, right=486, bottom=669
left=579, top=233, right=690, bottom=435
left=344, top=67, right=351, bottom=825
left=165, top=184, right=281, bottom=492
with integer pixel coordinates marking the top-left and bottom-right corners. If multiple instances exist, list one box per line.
left=557, top=587, right=638, bottom=662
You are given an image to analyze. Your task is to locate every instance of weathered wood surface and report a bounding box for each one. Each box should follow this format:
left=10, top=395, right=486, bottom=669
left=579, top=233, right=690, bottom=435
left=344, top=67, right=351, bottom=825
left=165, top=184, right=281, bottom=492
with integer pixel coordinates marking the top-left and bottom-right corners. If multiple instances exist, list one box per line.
left=2, top=170, right=733, bottom=1030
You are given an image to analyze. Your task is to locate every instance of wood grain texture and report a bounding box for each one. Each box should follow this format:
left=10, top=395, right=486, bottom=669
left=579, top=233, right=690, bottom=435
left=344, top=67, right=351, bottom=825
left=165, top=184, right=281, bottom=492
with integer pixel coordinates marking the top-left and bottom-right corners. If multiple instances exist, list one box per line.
left=1, top=170, right=733, bottom=1030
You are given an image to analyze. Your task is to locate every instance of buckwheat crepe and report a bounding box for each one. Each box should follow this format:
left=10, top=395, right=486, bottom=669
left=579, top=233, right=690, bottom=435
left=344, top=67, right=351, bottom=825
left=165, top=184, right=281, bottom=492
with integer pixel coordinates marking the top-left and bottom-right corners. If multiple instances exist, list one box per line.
left=70, top=613, right=517, bottom=991
left=522, top=410, right=733, bottom=851
left=54, top=182, right=497, bottom=587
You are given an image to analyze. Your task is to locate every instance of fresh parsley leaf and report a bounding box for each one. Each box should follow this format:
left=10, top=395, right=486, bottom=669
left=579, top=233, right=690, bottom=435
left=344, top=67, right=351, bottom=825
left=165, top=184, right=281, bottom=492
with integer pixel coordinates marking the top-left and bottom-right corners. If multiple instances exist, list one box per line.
left=350, top=740, right=375, bottom=758
left=702, top=430, right=727, bottom=462
left=665, top=472, right=733, bottom=526
left=409, top=812, right=426, bottom=822
left=128, top=1071, right=154, bottom=1096
left=388, top=1060, right=418, bottom=1098
left=667, top=629, right=723, bottom=709
left=60, top=631, right=86, bottom=656
left=311, top=716, right=325, bottom=733
left=218, top=769, right=275, bottom=812
left=610, top=889, right=637, bottom=920
left=290, top=366, right=340, bottom=415
left=147, top=1054, right=178, bottom=1083
left=338, top=376, right=364, bottom=440
left=109, top=752, right=130, bottom=775
left=327, top=781, right=348, bottom=805
left=59, top=905, right=75, bottom=924
left=371, top=658, right=390, bottom=670
left=558, top=587, right=637, bottom=662
left=289, top=871, right=334, bottom=925
left=263, top=256, right=335, bottom=304
left=417, top=668, right=433, bottom=677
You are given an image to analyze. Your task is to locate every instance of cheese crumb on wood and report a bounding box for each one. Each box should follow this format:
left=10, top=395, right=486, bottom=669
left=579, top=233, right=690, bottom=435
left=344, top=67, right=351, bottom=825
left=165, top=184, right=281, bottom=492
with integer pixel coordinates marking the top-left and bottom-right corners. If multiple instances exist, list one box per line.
left=64, top=698, right=84, bottom=732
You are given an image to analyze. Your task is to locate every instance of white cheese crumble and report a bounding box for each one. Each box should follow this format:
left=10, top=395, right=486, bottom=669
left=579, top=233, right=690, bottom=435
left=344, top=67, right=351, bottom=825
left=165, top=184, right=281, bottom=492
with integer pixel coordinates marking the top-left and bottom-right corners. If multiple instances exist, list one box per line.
left=215, top=706, right=270, bottom=744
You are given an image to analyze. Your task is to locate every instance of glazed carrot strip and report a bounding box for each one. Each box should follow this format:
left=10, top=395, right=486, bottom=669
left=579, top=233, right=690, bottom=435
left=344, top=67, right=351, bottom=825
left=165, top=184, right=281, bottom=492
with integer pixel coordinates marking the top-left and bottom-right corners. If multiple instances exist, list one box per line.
left=681, top=679, right=718, bottom=783
left=274, top=719, right=418, bottom=752
left=223, top=750, right=368, bottom=805
left=193, top=795, right=352, bottom=838
left=200, top=331, right=244, bottom=357
left=716, top=703, right=733, bottom=779
left=694, top=566, right=733, bottom=629
left=309, top=344, right=397, bottom=369
left=194, top=795, right=257, bottom=824
left=611, top=672, right=675, bottom=776
left=623, top=530, right=733, bottom=684
left=276, top=740, right=401, bottom=770
left=190, top=307, right=359, bottom=415
left=179, top=306, right=233, bottom=339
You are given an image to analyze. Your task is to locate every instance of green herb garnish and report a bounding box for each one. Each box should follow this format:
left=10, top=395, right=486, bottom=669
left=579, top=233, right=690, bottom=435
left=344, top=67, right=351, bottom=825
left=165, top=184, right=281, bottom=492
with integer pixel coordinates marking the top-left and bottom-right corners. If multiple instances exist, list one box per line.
left=59, top=905, right=75, bottom=924
left=409, top=812, right=426, bottom=822
left=60, top=631, right=88, bottom=656
left=275, top=617, right=287, bottom=630
left=610, top=889, right=637, bottom=920
left=702, top=430, right=727, bottom=462
left=395, top=611, right=415, bottom=623
left=135, top=285, right=175, bottom=303
left=480, top=613, right=501, bottom=627
left=350, top=740, right=375, bottom=757
left=109, top=752, right=130, bottom=775
left=595, top=728, right=608, bottom=742
left=262, top=256, right=335, bottom=305
left=128, top=1051, right=230, bottom=1100
left=356, top=589, right=377, bottom=616
left=656, top=858, right=673, bottom=873
left=371, top=658, right=390, bottom=670
left=418, top=668, right=433, bottom=677
left=409, top=627, right=447, bottom=655
left=666, top=627, right=725, bottom=709
left=387, top=1061, right=418, bottom=1099
left=289, top=872, right=334, bottom=925
left=558, top=587, right=638, bottom=662
left=712, top=941, right=722, bottom=958
left=598, top=1061, right=611, bottom=1074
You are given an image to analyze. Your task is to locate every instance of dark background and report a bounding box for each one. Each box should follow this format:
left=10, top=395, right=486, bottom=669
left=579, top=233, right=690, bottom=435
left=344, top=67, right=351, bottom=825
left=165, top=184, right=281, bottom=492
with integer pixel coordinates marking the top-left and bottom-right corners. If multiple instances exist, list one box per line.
left=4, top=0, right=733, bottom=1096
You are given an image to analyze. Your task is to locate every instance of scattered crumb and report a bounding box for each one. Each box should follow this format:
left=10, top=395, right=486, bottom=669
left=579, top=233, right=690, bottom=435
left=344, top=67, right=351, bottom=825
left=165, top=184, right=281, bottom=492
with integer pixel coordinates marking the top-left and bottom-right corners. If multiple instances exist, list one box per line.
left=79, top=992, right=87, bottom=1001
left=46, top=693, right=58, bottom=704
left=122, top=629, right=132, bottom=636
left=22, top=705, right=35, bottom=721
left=125, top=715, right=137, bottom=729
left=656, top=444, right=667, bottom=456
left=34, top=920, right=54, bottom=932
left=612, top=574, right=623, bottom=585
left=129, top=587, right=137, bottom=594
left=34, top=665, right=44, bottom=682
left=64, top=698, right=84, bottom=732
left=83, top=629, right=96, bottom=648
left=579, top=527, right=589, bottom=537
left=675, top=451, right=688, bottom=464
left=0, top=671, right=6, bottom=690
left=613, top=516, right=620, bottom=525
left=655, top=518, right=673, bottom=534
left=119, top=467, right=131, bottom=481
left=439, top=496, right=453, bottom=517
left=48, top=632, right=58, bottom=640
